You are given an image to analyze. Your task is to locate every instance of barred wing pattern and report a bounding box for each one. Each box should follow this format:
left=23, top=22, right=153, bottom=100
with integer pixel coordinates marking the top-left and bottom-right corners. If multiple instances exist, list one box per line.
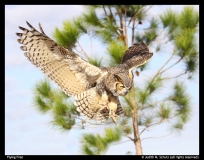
left=122, top=42, right=153, bottom=70
left=16, top=21, right=102, bottom=96
left=74, top=87, right=123, bottom=123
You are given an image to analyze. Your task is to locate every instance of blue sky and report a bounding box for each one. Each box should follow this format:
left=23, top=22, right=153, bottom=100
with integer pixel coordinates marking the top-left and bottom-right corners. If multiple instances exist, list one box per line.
left=5, top=5, right=199, bottom=155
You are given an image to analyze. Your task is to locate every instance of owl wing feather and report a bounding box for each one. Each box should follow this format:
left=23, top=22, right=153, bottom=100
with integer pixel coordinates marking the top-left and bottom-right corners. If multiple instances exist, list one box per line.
left=122, top=42, right=153, bottom=71
left=16, top=21, right=103, bottom=96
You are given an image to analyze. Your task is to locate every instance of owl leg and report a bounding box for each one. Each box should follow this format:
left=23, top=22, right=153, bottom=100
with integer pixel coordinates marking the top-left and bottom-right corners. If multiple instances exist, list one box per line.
left=107, top=96, right=119, bottom=124
left=98, top=92, right=109, bottom=107
left=110, top=114, right=118, bottom=124
left=109, top=110, right=119, bottom=124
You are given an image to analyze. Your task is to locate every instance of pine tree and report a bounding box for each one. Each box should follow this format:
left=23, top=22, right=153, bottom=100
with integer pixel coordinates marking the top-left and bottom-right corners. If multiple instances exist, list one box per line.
left=33, top=5, right=199, bottom=155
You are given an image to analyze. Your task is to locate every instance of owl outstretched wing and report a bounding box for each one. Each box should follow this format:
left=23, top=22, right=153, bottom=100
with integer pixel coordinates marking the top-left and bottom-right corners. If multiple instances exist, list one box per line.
left=122, top=42, right=153, bottom=71
left=16, top=21, right=103, bottom=96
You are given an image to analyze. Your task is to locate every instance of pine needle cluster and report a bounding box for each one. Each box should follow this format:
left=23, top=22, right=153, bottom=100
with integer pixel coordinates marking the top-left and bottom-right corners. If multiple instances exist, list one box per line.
left=33, top=79, right=78, bottom=130
left=160, top=6, right=199, bottom=77
left=81, top=127, right=122, bottom=155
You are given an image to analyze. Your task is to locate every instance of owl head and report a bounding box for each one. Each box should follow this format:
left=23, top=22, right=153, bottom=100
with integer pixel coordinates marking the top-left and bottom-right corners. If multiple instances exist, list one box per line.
left=114, top=73, right=133, bottom=96
left=106, top=67, right=133, bottom=96
left=106, top=42, right=153, bottom=97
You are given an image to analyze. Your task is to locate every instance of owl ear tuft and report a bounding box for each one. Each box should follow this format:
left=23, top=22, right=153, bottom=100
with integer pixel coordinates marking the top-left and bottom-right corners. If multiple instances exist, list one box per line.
left=113, top=74, right=122, bottom=81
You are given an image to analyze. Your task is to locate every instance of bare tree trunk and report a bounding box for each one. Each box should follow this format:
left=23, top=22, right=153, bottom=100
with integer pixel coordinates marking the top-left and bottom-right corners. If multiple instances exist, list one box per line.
left=132, top=110, right=143, bottom=155
left=131, top=19, right=136, bottom=45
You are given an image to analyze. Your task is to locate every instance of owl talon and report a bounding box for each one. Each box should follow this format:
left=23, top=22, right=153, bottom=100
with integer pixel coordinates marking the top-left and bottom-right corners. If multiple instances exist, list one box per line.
left=110, top=115, right=118, bottom=124
left=109, top=112, right=119, bottom=124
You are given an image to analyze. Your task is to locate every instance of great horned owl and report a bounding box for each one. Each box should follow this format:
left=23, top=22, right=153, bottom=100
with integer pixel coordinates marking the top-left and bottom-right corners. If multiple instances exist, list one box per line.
left=16, top=22, right=153, bottom=124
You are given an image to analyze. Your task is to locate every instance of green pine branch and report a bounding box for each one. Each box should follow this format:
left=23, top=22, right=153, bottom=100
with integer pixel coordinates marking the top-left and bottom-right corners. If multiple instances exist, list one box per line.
left=33, top=78, right=78, bottom=131
left=81, top=127, right=122, bottom=155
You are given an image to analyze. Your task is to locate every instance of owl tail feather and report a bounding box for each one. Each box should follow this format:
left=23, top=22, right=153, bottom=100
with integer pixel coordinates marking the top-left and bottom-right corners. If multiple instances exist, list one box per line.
left=74, top=88, right=124, bottom=123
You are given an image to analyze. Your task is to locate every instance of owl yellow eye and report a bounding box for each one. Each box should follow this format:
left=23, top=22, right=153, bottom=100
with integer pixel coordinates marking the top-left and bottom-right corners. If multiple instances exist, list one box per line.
left=116, top=83, right=126, bottom=91
left=120, top=85, right=125, bottom=88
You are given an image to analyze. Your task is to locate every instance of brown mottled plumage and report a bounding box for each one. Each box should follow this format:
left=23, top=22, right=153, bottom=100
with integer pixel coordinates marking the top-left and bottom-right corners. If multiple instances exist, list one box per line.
left=16, top=21, right=153, bottom=124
